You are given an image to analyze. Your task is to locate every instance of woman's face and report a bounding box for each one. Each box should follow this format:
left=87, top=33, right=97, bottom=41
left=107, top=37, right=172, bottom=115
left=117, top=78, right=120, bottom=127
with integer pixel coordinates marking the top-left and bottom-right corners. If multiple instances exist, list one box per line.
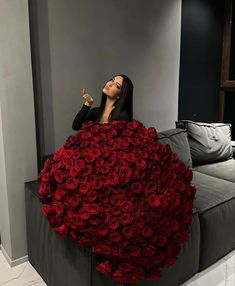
left=103, top=75, right=123, bottom=100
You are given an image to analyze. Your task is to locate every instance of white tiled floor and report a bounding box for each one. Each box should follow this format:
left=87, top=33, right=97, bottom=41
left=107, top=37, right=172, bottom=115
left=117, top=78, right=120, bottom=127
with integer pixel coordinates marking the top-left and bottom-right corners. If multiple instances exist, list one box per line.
left=0, top=250, right=46, bottom=286
left=0, top=249, right=234, bottom=286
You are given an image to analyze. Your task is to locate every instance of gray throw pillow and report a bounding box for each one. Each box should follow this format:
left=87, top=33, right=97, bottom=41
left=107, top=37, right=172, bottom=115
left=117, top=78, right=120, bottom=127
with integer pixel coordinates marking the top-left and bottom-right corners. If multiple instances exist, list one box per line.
left=175, top=120, right=233, bottom=166
left=157, top=128, right=192, bottom=168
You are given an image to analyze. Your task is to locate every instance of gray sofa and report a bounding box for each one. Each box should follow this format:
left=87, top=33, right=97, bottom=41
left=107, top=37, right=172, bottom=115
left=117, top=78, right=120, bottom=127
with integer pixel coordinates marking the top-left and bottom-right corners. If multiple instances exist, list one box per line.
left=25, top=120, right=235, bottom=286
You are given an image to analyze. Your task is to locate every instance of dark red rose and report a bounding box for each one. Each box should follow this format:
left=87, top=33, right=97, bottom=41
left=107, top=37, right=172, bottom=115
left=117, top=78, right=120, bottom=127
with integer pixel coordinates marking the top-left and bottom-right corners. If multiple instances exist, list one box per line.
left=65, top=177, right=79, bottom=190
left=80, top=131, right=92, bottom=140
left=74, top=159, right=85, bottom=170
left=129, top=246, right=142, bottom=257
left=87, top=203, right=102, bottom=214
left=69, top=166, right=80, bottom=177
left=92, top=244, right=111, bottom=256
left=143, top=245, right=156, bottom=257
left=123, top=129, right=135, bottom=137
left=130, top=182, right=142, bottom=194
left=87, top=191, right=98, bottom=202
left=146, top=194, right=161, bottom=208
left=83, top=150, right=96, bottom=163
left=122, top=226, right=133, bottom=239
left=96, top=261, right=112, bottom=276
left=79, top=182, right=90, bottom=194
left=78, top=208, right=90, bottom=220
left=38, top=182, right=48, bottom=197
left=89, top=216, right=100, bottom=226
left=110, top=232, right=122, bottom=242
left=41, top=172, right=50, bottom=183
left=120, top=213, right=134, bottom=225
left=97, top=224, right=109, bottom=236
left=141, top=226, right=153, bottom=238
left=106, top=154, right=117, bottom=167
left=111, top=244, right=124, bottom=257
left=80, top=139, right=90, bottom=148
left=127, top=120, right=141, bottom=130
left=118, top=262, right=133, bottom=273
left=109, top=217, right=119, bottom=230
left=53, top=223, right=68, bottom=237
left=64, top=192, right=81, bottom=206
left=90, top=124, right=100, bottom=133
left=120, top=200, right=133, bottom=212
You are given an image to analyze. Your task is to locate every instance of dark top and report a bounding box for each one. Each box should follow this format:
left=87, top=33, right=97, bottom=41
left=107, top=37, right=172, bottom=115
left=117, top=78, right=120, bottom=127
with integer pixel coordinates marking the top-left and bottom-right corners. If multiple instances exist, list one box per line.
left=72, top=104, right=130, bottom=131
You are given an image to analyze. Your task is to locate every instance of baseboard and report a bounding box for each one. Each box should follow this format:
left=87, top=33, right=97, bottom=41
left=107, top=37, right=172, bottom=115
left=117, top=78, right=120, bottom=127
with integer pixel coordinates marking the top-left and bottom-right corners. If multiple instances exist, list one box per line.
left=0, top=244, right=28, bottom=267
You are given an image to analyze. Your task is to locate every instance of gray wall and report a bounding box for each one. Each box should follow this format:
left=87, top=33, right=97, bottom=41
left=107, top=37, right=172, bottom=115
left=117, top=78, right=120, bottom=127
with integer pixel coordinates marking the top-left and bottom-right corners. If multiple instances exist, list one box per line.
left=33, top=0, right=181, bottom=156
left=0, top=0, right=37, bottom=264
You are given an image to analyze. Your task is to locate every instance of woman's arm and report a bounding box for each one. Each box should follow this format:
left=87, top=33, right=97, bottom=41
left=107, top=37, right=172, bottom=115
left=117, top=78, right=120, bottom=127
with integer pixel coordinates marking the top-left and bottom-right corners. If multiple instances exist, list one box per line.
left=72, top=104, right=98, bottom=131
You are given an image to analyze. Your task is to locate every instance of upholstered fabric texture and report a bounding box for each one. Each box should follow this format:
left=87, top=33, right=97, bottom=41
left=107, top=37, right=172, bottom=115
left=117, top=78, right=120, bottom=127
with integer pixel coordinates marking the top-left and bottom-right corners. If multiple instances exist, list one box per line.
left=157, top=128, right=192, bottom=168
left=175, top=120, right=233, bottom=166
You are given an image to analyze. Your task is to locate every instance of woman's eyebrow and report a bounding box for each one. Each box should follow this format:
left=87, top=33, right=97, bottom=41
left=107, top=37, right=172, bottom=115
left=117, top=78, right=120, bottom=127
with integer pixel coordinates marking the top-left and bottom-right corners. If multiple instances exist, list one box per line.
left=113, top=78, right=122, bottom=87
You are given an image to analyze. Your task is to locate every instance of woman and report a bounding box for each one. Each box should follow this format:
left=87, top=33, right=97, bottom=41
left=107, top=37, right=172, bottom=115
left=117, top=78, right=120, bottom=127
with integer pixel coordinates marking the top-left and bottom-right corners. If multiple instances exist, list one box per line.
left=72, top=74, right=133, bottom=130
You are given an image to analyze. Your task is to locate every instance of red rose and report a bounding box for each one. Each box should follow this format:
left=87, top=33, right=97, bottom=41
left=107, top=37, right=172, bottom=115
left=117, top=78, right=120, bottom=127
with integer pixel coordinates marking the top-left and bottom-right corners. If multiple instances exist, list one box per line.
left=79, top=182, right=90, bottom=194
left=41, top=172, right=50, bottom=183
left=143, top=245, right=156, bottom=257
left=120, top=200, right=133, bottom=212
left=146, top=194, right=161, bottom=208
left=111, top=244, right=124, bottom=257
left=74, top=159, right=85, bottom=170
left=87, top=203, right=101, bottom=214
left=97, top=225, right=109, bottom=236
left=127, top=120, right=141, bottom=130
left=83, top=150, right=96, bottom=163
left=69, top=166, right=80, bottom=177
left=122, top=226, right=133, bottom=239
left=65, top=177, right=79, bottom=190
left=87, top=191, right=98, bottom=202
left=78, top=208, right=90, bottom=220
left=89, top=217, right=100, bottom=226
left=110, top=232, right=122, bottom=242
left=38, top=182, right=48, bottom=197
left=129, top=246, right=142, bottom=257
left=109, top=217, right=119, bottom=230
left=92, top=244, right=111, bottom=256
left=80, top=139, right=90, bottom=148
left=53, top=223, right=68, bottom=237
left=120, top=213, right=134, bottom=225
left=121, top=128, right=133, bottom=137
left=96, top=261, right=112, bottom=276
left=65, top=193, right=81, bottom=207
left=80, top=131, right=92, bottom=140
left=118, top=262, right=133, bottom=273
left=141, top=226, right=153, bottom=238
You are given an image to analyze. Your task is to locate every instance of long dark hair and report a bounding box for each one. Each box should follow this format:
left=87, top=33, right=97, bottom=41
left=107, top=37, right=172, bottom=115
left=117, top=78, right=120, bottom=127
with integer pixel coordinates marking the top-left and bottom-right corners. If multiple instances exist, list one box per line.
left=95, top=74, right=133, bottom=123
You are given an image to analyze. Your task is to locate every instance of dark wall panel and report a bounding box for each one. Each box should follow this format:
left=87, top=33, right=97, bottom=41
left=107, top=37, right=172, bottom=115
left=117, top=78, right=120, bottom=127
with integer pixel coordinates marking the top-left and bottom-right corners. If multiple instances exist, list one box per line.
left=178, top=0, right=225, bottom=122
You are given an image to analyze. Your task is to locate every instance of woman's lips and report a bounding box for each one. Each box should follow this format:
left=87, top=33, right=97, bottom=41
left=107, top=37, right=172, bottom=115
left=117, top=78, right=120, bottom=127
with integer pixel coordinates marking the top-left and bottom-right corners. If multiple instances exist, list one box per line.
left=104, top=86, right=110, bottom=90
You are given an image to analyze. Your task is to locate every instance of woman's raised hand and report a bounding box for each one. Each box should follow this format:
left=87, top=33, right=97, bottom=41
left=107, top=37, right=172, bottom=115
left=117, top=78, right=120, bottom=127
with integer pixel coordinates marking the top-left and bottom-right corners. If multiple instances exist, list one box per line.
left=82, top=89, right=94, bottom=107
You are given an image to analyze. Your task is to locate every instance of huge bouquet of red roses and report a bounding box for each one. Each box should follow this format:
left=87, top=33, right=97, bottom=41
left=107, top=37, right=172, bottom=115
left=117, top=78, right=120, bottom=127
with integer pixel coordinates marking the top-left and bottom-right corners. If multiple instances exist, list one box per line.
left=38, top=119, right=196, bottom=284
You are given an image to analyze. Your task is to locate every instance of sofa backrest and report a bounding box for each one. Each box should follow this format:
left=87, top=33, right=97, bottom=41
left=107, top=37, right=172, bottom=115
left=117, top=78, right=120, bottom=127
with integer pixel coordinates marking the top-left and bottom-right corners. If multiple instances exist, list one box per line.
left=157, top=128, right=192, bottom=168
left=175, top=120, right=233, bottom=166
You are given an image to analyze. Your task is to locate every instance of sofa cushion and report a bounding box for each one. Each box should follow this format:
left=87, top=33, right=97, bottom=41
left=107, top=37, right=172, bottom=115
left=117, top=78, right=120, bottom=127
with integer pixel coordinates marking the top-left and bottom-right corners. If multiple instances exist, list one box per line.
left=192, top=171, right=235, bottom=270
left=175, top=120, right=233, bottom=166
left=194, top=159, right=235, bottom=183
left=158, top=128, right=192, bottom=168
